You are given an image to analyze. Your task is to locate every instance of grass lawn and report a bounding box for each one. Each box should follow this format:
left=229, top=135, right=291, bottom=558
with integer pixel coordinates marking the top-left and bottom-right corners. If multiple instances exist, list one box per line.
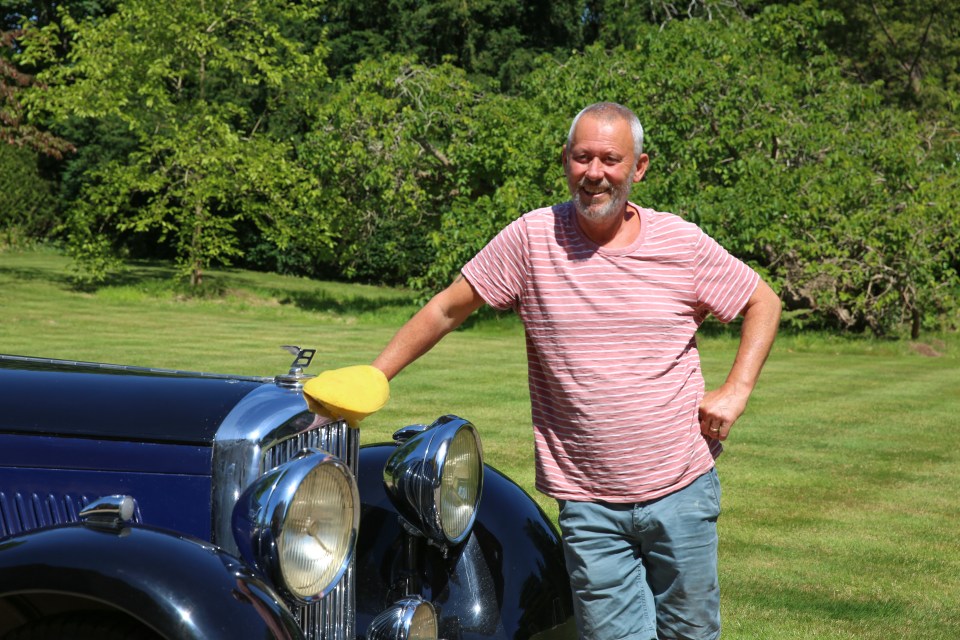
left=2, top=247, right=958, bottom=639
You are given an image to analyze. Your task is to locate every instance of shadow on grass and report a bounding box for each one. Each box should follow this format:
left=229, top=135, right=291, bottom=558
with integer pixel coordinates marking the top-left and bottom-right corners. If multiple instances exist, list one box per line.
left=0, top=258, right=178, bottom=291
left=279, top=290, right=418, bottom=316
left=115, top=262, right=424, bottom=318
left=1, top=256, right=424, bottom=318
left=0, top=264, right=75, bottom=287
left=108, top=260, right=179, bottom=285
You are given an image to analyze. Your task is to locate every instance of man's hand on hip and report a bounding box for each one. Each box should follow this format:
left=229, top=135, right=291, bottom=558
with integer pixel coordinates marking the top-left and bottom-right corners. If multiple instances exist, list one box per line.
left=698, top=382, right=750, bottom=441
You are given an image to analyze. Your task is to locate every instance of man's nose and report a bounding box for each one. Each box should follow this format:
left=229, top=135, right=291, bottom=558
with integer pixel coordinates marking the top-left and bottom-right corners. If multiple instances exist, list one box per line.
left=584, top=157, right=604, bottom=180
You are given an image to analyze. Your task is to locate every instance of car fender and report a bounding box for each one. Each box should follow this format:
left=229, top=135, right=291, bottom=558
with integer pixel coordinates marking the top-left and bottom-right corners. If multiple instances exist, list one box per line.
left=356, top=444, right=576, bottom=640
left=0, top=523, right=303, bottom=640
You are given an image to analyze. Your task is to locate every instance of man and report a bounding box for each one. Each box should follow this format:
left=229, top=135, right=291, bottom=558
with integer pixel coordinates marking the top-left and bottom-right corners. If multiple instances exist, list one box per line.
left=372, top=102, right=781, bottom=640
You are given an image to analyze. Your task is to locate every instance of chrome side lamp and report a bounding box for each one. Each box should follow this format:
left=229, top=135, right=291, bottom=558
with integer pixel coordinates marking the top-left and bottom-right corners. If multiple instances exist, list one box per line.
left=384, top=415, right=484, bottom=548
left=367, top=596, right=438, bottom=640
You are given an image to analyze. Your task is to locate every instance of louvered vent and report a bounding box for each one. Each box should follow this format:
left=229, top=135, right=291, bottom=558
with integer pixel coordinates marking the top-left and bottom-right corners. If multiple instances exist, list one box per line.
left=0, top=491, right=142, bottom=538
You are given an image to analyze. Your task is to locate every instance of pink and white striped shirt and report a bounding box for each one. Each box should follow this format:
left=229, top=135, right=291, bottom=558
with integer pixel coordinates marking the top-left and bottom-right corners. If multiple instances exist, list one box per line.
left=462, top=202, right=759, bottom=503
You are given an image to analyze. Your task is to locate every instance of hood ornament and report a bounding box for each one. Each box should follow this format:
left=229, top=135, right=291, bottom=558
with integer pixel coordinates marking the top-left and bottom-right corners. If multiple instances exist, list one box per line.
left=276, top=345, right=316, bottom=388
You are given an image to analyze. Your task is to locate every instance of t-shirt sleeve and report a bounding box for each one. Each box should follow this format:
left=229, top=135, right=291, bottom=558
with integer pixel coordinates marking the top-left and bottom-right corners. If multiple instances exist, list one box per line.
left=461, top=216, right=529, bottom=312
left=692, top=229, right=760, bottom=323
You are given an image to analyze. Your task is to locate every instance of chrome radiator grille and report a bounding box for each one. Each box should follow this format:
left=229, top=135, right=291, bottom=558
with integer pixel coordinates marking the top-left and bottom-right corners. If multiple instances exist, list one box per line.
left=262, top=419, right=359, bottom=471
left=262, top=419, right=360, bottom=640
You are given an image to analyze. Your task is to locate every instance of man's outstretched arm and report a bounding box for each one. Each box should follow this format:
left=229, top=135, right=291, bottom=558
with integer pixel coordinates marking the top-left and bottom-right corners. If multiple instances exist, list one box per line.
left=372, top=275, right=486, bottom=380
left=699, top=279, right=781, bottom=440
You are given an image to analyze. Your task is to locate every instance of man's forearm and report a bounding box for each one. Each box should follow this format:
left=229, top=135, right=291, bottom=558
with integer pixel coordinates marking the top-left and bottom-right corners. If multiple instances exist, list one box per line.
left=372, top=301, right=459, bottom=380
left=372, top=275, right=486, bottom=380
left=725, top=279, right=781, bottom=393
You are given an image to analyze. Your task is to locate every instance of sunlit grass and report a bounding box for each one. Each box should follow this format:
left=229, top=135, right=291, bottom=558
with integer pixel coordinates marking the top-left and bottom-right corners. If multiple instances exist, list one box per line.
left=708, top=345, right=960, bottom=639
left=2, top=247, right=958, bottom=639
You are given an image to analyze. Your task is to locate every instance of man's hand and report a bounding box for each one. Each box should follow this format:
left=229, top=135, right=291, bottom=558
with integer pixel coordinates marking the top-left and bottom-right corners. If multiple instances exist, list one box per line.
left=698, top=382, right=750, bottom=441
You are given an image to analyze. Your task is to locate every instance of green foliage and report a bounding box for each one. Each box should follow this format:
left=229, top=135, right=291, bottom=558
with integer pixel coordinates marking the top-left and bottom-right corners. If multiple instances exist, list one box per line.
left=7, top=0, right=959, bottom=335
left=0, top=141, right=58, bottom=246
left=417, top=93, right=567, bottom=293
left=584, top=0, right=748, bottom=46
left=299, top=55, right=471, bottom=284
left=1, top=9, right=76, bottom=158
left=503, top=4, right=960, bottom=336
left=21, top=0, right=331, bottom=287
left=299, top=55, right=564, bottom=287
left=814, top=0, right=960, bottom=114
left=320, top=0, right=585, bottom=90
left=1, top=1, right=117, bottom=34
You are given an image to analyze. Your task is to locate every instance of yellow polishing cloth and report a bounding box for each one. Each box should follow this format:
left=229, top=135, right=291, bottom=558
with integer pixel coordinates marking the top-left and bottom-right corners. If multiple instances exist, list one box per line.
left=302, top=365, right=390, bottom=427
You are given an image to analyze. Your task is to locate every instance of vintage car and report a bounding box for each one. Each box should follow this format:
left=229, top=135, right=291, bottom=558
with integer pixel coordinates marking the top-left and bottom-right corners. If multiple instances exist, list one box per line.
left=0, top=350, right=575, bottom=640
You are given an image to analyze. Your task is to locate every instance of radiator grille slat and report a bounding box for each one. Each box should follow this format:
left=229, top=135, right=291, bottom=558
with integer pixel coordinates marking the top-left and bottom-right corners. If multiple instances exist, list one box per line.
left=263, top=420, right=359, bottom=640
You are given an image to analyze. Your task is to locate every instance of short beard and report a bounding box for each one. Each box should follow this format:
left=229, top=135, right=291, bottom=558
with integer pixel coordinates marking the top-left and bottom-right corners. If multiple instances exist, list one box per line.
left=571, top=178, right=632, bottom=222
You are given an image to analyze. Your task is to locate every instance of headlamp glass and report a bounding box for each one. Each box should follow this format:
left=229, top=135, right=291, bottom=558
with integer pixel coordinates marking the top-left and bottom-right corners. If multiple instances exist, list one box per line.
left=280, top=461, right=357, bottom=599
left=439, top=427, right=482, bottom=541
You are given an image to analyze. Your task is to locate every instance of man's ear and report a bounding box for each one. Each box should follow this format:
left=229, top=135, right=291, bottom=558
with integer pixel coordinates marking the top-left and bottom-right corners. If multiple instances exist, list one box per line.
left=633, top=153, right=650, bottom=183
left=560, top=145, right=568, bottom=168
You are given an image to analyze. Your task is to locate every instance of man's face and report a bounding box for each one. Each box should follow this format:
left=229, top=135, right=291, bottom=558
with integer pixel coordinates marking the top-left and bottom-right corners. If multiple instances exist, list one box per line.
left=563, top=114, right=648, bottom=222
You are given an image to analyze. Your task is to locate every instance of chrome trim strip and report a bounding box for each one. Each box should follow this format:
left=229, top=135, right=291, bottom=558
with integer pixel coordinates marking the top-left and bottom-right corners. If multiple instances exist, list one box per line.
left=0, top=353, right=274, bottom=383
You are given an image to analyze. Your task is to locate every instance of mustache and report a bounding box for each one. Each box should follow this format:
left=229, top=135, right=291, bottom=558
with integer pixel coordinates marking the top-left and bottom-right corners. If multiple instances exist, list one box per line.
left=576, top=177, right=612, bottom=193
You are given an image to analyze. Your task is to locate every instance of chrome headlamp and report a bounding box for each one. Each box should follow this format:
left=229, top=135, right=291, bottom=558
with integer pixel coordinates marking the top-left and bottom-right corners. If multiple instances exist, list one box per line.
left=367, top=596, right=438, bottom=640
left=384, top=415, right=483, bottom=547
left=232, top=447, right=359, bottom=602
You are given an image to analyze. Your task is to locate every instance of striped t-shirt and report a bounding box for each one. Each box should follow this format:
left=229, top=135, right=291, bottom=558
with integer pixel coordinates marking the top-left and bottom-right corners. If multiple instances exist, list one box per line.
left=462, top=202, right=760, bottom=503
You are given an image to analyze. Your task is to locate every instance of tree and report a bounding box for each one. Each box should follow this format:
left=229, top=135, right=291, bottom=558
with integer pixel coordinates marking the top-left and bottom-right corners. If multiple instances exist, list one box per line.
left=1, top=0, right=91, bottom=158
left=473, top=3, right=958, bottom=335
left=813, top=0, right=960, bottom=113
left=417, top=86, right=567, bottom=294
left=583, top=0, right=748, bottom=48
left=21, top=0, right=331, bottom=286
left=0, top=142, right=58, bottom=246
left=299, top=55, right=483, bottom=284
left=320, top=0, right=585, bottom=91
left=0, top=2, right=113, bottom=247
left=295, top=52, right=565, bottom=290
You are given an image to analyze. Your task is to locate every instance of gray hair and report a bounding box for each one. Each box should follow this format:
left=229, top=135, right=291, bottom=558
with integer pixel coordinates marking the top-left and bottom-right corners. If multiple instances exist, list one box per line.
left=567, top=102, right=644, bottom=159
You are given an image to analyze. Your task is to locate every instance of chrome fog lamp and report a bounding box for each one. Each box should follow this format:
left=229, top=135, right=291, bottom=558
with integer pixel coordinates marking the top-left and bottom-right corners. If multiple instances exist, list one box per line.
left=367, top=596, right=438, bottom=640
left=384, top=415, right=483, bottom=547
left=233, top=448, right=359, bottom=602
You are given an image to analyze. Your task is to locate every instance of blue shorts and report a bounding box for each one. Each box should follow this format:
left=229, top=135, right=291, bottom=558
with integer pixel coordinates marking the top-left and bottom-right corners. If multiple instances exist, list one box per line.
left=557, top=468, right=722, bottom=640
